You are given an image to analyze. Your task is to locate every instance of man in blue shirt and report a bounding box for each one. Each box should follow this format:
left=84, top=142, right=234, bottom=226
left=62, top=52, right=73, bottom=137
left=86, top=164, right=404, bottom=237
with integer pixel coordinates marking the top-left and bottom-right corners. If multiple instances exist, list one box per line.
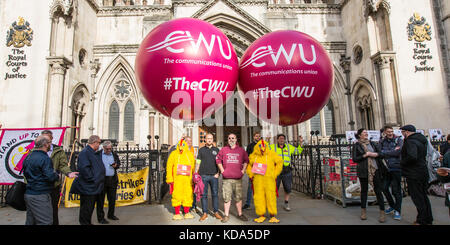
left=96, top=141, right=121, bottom=224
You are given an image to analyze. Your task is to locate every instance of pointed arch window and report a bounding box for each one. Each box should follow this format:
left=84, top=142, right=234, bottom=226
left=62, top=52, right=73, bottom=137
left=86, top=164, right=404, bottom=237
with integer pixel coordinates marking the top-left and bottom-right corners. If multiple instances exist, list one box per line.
left=324, top=100, right=336, bottom=136
left=310, top=113, right=322, bottom=136
left=124, top=100, right=135, bottom=141
left=109, top=100, right=120, bottom=140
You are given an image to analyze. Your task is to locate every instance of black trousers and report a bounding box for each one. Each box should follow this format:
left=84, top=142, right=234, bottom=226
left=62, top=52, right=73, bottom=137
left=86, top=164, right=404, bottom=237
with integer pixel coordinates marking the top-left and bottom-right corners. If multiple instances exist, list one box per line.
left=360, top=171, right=385, bottom=210
left=79, top=194, right=97, bottom=225
left=50, top=185, right=61, bottom=225
left=96, top=176, right=118, bottom=221
left=406, top=178, right=433, bottom=225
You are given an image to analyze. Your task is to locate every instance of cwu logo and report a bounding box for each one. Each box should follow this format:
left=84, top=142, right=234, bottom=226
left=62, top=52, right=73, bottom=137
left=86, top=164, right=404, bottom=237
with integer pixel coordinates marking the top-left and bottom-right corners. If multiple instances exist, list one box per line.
left=146, top=30, right=233, bottom=60
left=240, top=43, right=317, bottom=69
left=6, top=17, right=33, bottom=48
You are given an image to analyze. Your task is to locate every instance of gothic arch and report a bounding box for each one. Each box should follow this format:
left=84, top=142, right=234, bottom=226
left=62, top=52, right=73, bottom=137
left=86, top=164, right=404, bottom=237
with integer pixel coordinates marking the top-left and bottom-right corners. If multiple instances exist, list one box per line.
left=352, top=77, right=381, bottom=130
left=202, top=13, right=270, bottom=57
left=68, top=83, right=89, bottom=141
left=328, top=65, right=348, bottom=133
left=97, top=54, right=140, bottom=142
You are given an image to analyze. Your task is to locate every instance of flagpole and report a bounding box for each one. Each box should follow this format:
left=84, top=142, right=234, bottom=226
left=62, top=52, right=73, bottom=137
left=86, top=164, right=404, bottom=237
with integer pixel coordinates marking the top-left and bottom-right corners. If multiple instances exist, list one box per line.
left=58, top=136, right=78, bottom=208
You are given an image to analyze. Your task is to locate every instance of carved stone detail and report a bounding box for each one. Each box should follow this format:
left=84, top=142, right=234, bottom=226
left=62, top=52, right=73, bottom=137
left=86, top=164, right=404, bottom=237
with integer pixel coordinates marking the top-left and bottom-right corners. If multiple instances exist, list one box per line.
left=47, top=57, right=72, bottom=75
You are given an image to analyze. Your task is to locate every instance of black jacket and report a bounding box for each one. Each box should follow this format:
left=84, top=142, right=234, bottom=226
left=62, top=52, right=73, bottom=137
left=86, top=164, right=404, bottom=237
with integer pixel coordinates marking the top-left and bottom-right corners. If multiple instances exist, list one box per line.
left=70, top=145, right=105, bottom=195
left=97, top=149, right=121, bottom=185
left=246, top=141, right=257, bottom=156
left=23, top=150, right=59, bottom=195
left=400, top=133, right=429, bottom=180
left=352, top=141, right=387, bottom=179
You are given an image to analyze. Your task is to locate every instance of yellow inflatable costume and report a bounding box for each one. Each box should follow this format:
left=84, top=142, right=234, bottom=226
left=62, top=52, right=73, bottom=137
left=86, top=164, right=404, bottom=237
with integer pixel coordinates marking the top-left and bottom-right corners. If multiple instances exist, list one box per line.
left=247, top=140, right=284, bottom=223
left=166, top=139, right=195, bottom=220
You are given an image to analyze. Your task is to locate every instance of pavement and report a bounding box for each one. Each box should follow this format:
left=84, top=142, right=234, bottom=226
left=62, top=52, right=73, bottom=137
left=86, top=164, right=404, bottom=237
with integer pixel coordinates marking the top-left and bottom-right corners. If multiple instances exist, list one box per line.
left=1, top=177, right=449, bottom=225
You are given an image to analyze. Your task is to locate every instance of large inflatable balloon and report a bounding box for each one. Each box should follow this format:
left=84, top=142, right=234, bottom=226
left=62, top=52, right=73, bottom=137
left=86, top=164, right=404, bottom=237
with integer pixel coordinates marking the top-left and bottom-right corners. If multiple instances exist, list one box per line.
left=238, top=30, right=334, bottom=126
left=135, top=18, right=238, bottom=121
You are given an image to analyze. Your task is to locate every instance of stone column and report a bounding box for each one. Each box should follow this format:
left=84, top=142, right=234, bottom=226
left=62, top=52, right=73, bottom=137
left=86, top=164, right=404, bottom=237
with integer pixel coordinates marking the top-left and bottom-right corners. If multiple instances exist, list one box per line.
left=339, top=55, right=355, bottom=130
left=88, top=59, right=100, bottom=135
left=372, top=52, right=399, bottom=126
left=46, top=57, right=71, bottom=127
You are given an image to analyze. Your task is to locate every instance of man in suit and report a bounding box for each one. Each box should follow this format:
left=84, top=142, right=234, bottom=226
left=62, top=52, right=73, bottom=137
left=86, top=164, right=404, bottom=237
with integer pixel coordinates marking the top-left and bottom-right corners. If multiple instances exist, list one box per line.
left=96, top=141, right=121, bottom=223
left=70, top=135, right=105, bottom=225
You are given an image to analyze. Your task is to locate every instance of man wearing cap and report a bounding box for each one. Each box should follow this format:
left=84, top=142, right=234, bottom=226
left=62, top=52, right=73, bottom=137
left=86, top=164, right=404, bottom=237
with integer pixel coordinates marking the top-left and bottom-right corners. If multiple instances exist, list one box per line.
left=400, top=124, right=433, bottom=225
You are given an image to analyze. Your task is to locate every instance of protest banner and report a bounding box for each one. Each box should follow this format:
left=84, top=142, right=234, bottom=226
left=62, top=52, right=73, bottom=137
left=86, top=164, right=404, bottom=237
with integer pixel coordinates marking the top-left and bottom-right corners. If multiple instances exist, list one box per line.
left=64, top=167, right=149, bottom=208
left=0, top=127, right=68, bottom=184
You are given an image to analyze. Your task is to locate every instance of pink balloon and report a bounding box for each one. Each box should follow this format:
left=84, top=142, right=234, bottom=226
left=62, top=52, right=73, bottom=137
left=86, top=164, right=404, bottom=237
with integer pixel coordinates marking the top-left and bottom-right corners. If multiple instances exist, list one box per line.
left=135, top=18, right=238, bottom=121
left=238, top=30, right=334, bottom=126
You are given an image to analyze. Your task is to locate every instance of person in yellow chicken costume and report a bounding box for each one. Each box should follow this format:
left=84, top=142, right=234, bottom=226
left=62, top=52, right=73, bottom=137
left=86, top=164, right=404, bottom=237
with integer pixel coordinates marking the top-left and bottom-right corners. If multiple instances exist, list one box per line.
left=246, top=140, right=284, bottom=223
left=166, top=139, right=195, bottom=220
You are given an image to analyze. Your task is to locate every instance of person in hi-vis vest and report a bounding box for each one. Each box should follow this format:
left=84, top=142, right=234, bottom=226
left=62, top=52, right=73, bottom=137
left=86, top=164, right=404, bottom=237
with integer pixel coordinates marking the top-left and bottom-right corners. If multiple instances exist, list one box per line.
left=269, top=134, right=303, bottom=211
left=166, top=139, right=195, bottom=220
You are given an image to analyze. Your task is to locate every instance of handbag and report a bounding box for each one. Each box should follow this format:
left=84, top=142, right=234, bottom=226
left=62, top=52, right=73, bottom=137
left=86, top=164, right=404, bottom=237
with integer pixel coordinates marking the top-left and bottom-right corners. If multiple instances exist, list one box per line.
left=5, top=181, right=27, bottom=211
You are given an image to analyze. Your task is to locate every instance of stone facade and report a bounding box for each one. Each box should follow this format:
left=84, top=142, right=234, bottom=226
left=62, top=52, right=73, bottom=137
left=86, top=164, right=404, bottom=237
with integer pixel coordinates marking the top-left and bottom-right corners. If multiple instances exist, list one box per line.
left=1, top=0, right=449, bottom=148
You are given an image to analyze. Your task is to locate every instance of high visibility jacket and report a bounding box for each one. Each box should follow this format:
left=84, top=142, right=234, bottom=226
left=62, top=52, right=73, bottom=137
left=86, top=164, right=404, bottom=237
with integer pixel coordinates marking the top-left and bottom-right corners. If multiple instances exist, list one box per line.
left=269, top=144, right=301, bottom=167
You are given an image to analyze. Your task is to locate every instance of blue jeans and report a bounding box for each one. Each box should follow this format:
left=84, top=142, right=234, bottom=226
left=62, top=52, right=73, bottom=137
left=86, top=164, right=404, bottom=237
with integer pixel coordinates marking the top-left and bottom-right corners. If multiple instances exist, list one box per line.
left=383, top=171, right=403, bottom=213
left=201, top=175, right=219, bottom=214
left=245, top=176, right=253, bottom=206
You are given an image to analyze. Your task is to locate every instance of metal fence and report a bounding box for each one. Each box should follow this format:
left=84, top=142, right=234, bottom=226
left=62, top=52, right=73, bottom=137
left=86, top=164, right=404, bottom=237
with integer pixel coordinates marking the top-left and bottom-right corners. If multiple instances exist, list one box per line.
left=1, top=139, right=447, bottom=207
left=290, top=139, right=447, bottom=203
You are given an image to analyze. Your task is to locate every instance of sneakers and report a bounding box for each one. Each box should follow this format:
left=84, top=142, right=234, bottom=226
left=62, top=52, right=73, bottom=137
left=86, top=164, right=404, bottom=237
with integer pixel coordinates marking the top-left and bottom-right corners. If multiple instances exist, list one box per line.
left=221, top=215, right=229, bottom=223
left=284, top=202, right=291, bottom=211
left=385, top=207, right=395, bottom=215
left=199, top=213, right=208, bottom=222
left=237, top=214, right=248, bottom=222
left=394, top=211, right=401, bottom=220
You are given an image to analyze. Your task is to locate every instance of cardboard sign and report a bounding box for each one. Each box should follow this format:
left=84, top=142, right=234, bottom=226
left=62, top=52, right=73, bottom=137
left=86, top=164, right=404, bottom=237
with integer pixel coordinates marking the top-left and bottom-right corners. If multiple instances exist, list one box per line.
left=345, top=131, right=357, bottom=143
left=177, top=164, right=192, bottom=176
left=251, top=162, right=267, bottom=175
left=429, top=129, right=444, bottom=140
left=367, top=130, right=381, bottom=141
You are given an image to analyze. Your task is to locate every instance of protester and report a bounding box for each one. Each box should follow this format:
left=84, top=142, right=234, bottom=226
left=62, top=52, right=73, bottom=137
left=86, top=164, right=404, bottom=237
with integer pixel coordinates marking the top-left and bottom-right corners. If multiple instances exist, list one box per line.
left=40, top=130, right=78, bottom=225
left=216, top=133, right=249, bottom=223
left=23, top=135, right=59, bottom=225
left=243, top=132, right=261, bottom=210
left=400, top=124, right=433, bottom=225
left=196, top=134, right=222, bottom=221
left=96, top=141, right=121, bottom=224
left=379, top=126, right=403, bottom=220
left=70, top=135, right=105, bottom=225
left=247, top=140, right=283, bottom=223
left=352, top=128, right=389, bottom=222
left=437, top=151, right=450, bottom=217
left=166, top=139, right=195, bottom=220
left=270, top=134, right=302, bottom=211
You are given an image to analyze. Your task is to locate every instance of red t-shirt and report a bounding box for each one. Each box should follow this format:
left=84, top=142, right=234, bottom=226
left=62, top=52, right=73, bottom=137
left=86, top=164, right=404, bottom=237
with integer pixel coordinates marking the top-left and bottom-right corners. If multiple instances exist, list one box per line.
left=216, top=145, right=249, bottom=179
